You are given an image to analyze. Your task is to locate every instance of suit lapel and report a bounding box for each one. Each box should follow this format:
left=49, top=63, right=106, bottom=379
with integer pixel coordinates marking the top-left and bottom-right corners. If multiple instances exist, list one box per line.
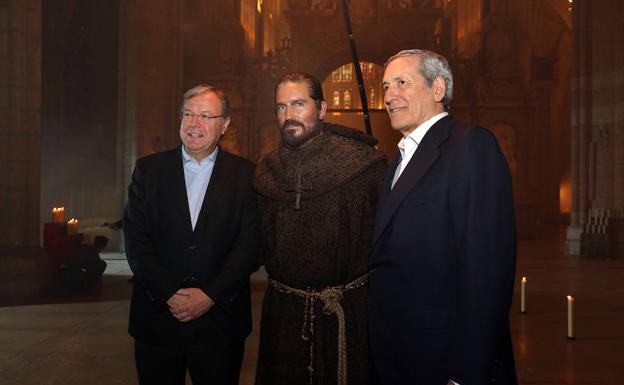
left=373, top=152, right=400, bottom=235
left=371, top=116, right=454, bottom=249
left=168, top=147, right=194, bottom=235
left=384, top=152, right=401, bottom=196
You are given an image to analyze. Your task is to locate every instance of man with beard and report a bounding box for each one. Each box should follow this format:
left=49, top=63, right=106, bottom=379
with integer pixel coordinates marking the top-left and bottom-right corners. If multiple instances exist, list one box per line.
left=254, top=72, right=386, bottom=385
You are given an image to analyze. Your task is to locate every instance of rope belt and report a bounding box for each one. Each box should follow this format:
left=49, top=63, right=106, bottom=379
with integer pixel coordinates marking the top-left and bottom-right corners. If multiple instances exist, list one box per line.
left=268, top=273, right=369, bottom=385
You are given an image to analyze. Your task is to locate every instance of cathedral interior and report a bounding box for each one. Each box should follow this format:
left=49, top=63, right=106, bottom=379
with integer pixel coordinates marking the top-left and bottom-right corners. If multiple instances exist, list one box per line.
left=1, top=0, right=623, bottom=384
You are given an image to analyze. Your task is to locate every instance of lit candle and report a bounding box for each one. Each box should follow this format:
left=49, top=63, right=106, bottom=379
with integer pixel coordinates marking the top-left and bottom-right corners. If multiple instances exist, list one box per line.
left=51, top=207, right=65, bottom=224
left=67, top=218, right=79, bottom=235
left=567, top=295, right=575, bottom=339
left=520, top=277, right=527, bottom=313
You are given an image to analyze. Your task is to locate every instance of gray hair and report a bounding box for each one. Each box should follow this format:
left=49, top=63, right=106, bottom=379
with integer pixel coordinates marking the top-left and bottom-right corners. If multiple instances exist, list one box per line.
left=180, top=84, right=230, bottom=118
left=385, top=49, right=454, bottom=110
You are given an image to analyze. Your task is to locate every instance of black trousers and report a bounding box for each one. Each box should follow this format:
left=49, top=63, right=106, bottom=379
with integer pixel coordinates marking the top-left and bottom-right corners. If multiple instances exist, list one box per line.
left=134, top=338, right=245, bottom=385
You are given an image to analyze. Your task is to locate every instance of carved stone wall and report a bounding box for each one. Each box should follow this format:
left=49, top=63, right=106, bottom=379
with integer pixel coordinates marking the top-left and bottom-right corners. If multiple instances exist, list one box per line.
left=250, top=1, right=442, bottom=159
left=182, top=0, right=251, bottom=159
left=450, top=0, right=571, bottom=237
left=567, top=0, right=624, bottom=256
left=245, top=1, right=572, bottom=240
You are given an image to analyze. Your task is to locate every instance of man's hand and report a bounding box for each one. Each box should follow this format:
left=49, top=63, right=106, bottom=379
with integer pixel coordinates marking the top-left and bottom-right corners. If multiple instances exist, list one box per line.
left=168, top=288, right=215, bottom=322
left=166, top=292, right=189, bottom=308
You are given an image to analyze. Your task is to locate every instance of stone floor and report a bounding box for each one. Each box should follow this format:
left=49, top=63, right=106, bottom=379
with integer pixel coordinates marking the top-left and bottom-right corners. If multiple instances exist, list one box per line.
left=0, top=226, right=623, bottom=384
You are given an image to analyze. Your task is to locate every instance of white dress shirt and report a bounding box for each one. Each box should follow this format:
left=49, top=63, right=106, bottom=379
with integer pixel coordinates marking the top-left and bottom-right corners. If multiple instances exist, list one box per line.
left=391, top=112, right=449, bottom=189
left=181, top=146, right=218, bottom=230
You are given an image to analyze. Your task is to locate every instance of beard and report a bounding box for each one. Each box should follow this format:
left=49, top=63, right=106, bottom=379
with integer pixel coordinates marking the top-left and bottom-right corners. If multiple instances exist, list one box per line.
left=280, top=119, right=322, bottom=149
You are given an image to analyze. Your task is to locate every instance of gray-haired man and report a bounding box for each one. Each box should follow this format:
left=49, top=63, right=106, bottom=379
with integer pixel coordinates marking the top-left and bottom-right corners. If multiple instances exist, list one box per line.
left=369, top=49, right=518, bottom=385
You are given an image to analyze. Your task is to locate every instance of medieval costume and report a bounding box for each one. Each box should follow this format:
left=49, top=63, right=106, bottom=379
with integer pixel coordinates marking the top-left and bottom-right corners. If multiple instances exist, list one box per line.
left=254, top=123, right=386, bottom=385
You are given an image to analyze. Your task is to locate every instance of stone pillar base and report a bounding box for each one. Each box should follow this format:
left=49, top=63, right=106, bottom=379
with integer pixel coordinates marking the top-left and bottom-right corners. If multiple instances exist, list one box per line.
left=565, top=225, right=584, bottom=256
left=0, top=248, right=53, bottom=305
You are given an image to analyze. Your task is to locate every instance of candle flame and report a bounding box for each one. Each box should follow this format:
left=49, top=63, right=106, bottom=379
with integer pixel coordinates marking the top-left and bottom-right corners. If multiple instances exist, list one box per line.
left=522, top=277, right=527, bottom=283
left=67, top=218, right=78, bottom=224
left=567, top=295, right=573, bottom=302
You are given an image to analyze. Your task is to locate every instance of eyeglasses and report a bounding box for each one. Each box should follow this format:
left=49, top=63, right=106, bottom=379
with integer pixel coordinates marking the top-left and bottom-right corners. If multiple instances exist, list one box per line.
left=181, top=111, right=225, bottom=122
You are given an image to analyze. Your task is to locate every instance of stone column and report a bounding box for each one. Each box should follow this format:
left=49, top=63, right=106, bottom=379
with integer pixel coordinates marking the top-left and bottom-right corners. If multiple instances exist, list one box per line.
left=0, top=0, right=50, bottom=301
left=567, top=0, right=624, bottom=255
left=566, top=0, right=591, bottom=254
left=577, top=1, right=592, bottom=226
left=612, top=3, right=624, bottom=214
left=117, top=0, right=184, bottom=215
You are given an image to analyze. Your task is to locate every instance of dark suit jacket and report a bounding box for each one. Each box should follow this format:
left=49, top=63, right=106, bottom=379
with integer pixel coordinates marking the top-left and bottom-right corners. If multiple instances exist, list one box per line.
left=123, top=146, right=260, bottom=345
left=369, top=116, right=517, bottom=385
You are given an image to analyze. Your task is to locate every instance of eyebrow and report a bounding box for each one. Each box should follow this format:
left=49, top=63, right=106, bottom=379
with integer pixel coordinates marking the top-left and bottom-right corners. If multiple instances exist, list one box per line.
left=383, top=75, right=410, bottom=84
left=276, top=98, right=307, bottom=106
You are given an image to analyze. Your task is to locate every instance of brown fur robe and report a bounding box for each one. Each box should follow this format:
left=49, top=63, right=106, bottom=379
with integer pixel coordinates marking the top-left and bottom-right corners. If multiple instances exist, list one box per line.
left=254, top=123, right=387, bottom=385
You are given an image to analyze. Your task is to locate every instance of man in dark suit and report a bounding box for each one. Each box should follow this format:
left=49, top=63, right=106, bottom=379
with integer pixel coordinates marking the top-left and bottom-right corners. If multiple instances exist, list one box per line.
left=123, top=85, right=260, bottom=385
left=369, top=49, right=518, bottom=385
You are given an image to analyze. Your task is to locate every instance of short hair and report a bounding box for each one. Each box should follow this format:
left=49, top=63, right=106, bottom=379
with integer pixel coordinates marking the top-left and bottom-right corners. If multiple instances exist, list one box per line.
left=385, top=49, right=454, bottom=110
left=275, top=72, right=324, bottom=109
left=180, top=84, right=230, bottom=118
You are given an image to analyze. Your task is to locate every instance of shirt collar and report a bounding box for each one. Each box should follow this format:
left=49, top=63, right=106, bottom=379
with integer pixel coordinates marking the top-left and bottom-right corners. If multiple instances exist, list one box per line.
left=405, top=112, right=449, bottom=145
left=397, top=112, right=448, bottom=155
left=181, top=145, right=218, bottom=165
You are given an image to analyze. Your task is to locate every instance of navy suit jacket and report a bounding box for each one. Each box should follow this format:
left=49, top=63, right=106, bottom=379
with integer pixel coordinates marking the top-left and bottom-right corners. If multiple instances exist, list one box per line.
left=124, top=146, right=260, bottom=345
left=369, top=116, right=517, bottom=385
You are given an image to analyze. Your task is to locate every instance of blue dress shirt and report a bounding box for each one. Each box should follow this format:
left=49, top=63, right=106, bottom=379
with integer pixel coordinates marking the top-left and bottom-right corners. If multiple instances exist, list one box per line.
left=181, top=146, right=218, bottom=230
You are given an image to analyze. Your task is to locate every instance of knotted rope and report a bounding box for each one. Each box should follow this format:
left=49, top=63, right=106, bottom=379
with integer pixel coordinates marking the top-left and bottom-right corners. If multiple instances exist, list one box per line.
left=269, top=273, right=369, bottom=385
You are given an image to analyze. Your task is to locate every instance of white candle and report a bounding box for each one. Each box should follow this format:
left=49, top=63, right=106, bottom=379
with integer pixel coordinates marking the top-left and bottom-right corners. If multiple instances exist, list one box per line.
left=520, top=277, right=527, bottom=313
left=567, top=295, right=574, bottom=339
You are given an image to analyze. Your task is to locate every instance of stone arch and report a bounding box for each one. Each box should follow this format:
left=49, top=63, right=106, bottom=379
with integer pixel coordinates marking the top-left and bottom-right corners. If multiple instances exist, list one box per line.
left=321, top=61, right=386, bottom=110
left=299, top=48, right=399, bottom=86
